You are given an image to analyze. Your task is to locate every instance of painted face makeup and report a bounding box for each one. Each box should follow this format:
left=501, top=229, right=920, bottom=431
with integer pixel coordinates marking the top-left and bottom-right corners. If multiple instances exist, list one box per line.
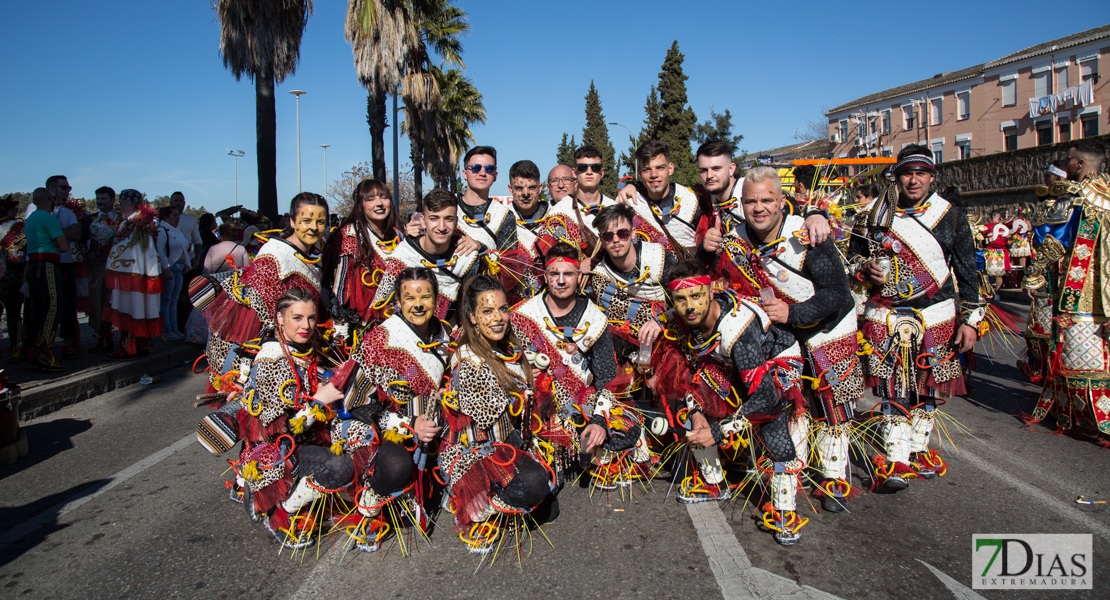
left=470, top=290, right=509, bottom=342
left=672, top=285, right=712, bottom=330
left=545, top=263, right=579, bottom=300
left=292, top=205, right=328, bottom=249
left=278, top=300, right=318, bottom=344
left=398, top=280, right=435, bottom=331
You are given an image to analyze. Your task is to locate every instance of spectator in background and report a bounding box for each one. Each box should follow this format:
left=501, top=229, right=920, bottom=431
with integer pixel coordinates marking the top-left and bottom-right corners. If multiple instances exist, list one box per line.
left=88, top=186, right=119, bottom=351
left=22, top=188, right=69, bottom=371
left=204, top=223, right=250, bottom=274
left=169, top=192, right=202, bottom=269
left=46, top=175, right=82, bottom=359
left=104, top=189, right=162, bottom=360
left=157, top=206, right=191, bottom=341
left=0, top=195, right=27, bottom=358
left=198, top=213, right=219, bottom=263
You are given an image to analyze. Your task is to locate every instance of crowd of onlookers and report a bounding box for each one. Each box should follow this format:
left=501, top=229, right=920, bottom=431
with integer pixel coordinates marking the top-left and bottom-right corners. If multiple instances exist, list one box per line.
left=0, top=176, right=258, bottom=372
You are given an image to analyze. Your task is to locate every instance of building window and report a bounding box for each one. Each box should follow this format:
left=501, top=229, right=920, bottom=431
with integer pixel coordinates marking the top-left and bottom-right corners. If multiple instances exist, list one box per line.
left=1036, top=120, right=1053, bottom=145
left=1004, top=128, right=1018, bottom=151
left=958, top=142, right=971, bottom=160
left=1001, top=80, right=1016, bottom=106
left=881, top=148, right=892, bottom=157
left=857, top=121, right=866, bottom=138
left=1059, top=120, right=1071, bottom=143
left=1056, top=66, right=1069, bottom=90
left=881, top=110, right=891, bottom=134
left=1034, top=70, right=1052, bottom=97
left=933, top=149, right=943, bottom=164
left=1080, top=58, right=1099, bottom=83
left=931, top=98, right=943, bottom=126
left=903, top=105, right=915, bottom=130
left=1082, top=116, right=1099, bottom=138
left=957, top=91, right=971, bottom=118
left=838, top=119, right=848, bottom=141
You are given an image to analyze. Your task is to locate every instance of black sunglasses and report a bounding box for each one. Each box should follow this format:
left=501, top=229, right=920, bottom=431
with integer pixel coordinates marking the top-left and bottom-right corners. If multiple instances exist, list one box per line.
left=467, top=164, right=496, bottom=174
left=600, top=228, right=632, bottom=243
left=575, top=163, right=603, bottom=173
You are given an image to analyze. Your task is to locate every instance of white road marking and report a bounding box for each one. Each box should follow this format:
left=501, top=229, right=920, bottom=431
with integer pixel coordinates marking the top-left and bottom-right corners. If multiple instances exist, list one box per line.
left=917, top=559, right=987, bottom=600
left=685, top=502, right=843, bottom=600
left=951, top=446, right=1110, bottom=541
left=0, top=434, right=196, bottom=551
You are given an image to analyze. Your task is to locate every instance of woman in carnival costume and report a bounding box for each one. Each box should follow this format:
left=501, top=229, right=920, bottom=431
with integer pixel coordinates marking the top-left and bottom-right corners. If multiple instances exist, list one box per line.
left=103, top=189, right=163, bottom=360
left=327, top=267, right=452, bottom=552
left=321, top=179, right=420, bottom=342
left=438, top=275, right=557, bottom=555
left=191, top=193, right=329, bottom=391
left=196, top=287, right=347, bottom=550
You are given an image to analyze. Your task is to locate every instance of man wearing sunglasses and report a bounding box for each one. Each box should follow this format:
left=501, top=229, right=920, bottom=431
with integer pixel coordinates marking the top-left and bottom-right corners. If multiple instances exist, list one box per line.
left=541, top=146, right=618, bottom=257
left=509, top=241, right=649, bottom=489
left=585, top=204, right=672, bottom=358
left=614, top=140, right=704, bottom=260
left=456, top=146, right=520, bottom=258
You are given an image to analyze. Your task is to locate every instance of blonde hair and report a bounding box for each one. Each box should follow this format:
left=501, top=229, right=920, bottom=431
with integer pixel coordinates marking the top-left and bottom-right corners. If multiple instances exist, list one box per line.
left=744, top=166, right=782, bottom=198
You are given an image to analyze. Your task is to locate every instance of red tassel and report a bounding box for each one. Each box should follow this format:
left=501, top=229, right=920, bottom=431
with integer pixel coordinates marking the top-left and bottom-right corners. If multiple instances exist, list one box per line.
left=450, top=446, right=520, bottom=531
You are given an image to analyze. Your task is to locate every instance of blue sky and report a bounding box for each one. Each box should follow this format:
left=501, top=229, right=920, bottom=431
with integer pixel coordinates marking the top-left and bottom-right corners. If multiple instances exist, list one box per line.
left=3, top=1, right=1108, bottom=214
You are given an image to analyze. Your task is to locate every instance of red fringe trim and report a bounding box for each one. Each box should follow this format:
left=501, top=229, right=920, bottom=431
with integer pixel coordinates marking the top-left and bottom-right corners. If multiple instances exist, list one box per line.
left=330, top=359, right=359, bottom=391
left=102, top=308, right=162, bottom=337
left=203, top=293, right=263, bottom=345
left=252, top=473, right=293, bottom=514
left=451, top=445, right=521, bottom=531
left=105, top=271, right=163, bottom=294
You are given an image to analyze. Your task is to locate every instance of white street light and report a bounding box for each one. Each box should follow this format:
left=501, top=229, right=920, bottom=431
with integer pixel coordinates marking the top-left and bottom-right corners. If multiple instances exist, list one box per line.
left=320, top=144, right=330, bottom=196
left=227, top=149, right=245, bottom=204
left=608, top=122, right=638, bottom=180
left=289, top=90, right=307, bottom=193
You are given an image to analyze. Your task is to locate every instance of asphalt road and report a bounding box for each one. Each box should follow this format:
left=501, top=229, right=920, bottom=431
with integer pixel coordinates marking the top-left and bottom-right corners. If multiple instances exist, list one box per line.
left=1, top=307, right=1107, bottom=599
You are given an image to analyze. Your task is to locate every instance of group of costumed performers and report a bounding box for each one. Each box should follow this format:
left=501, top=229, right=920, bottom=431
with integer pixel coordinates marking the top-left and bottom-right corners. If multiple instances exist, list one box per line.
left=191, top=138, right=1004, bottom=558
left=1022, top=139, right=1110, bottom=442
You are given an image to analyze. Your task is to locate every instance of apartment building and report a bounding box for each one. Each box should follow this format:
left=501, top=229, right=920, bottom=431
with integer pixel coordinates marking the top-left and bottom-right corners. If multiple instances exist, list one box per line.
left=826, top=25, right=1108, bottom=171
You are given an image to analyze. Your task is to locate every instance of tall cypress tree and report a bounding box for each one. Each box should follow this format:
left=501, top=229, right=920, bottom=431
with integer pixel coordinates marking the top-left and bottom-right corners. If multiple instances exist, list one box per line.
left=622, top=86, right=662, bottom=176
left=580, top=81, right=618, bottom=198
left=555, top=133, right=576, bottom=167
left=655, top=41, right=698, bottom=186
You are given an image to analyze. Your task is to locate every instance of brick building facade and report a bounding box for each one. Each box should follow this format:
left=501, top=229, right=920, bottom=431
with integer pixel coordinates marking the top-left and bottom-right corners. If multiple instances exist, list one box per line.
left=826, top=26, right=1108, bottom=172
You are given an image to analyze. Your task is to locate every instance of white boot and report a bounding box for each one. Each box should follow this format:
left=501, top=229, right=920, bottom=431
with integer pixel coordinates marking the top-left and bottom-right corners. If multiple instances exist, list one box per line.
left=281, top=477, right=322, bottom=514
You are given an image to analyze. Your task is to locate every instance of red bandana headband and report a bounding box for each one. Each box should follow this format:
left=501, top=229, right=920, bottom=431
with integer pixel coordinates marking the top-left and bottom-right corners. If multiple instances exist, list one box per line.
left=667, top=275, right=711, bottom=291
left=545, top=256, right=580, bottom=270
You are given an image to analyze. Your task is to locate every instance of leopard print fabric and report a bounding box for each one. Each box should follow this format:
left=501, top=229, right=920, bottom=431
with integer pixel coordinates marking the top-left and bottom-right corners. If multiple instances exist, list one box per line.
left=247, top=347, right=310, bottom=426
left=439, top=354, right=522, bottom=486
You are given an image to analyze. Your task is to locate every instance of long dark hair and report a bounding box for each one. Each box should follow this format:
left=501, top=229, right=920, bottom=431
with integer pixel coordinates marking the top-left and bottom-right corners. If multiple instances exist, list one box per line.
left=321, top=179, right=398, bottom=288
left=456, top=275, right=528, bottom=393
left=281, top=192, right=329, bottom=239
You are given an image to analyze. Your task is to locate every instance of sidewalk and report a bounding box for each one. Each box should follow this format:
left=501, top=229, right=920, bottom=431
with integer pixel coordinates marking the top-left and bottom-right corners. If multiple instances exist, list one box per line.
left=3, top=314, right=205, bottom=421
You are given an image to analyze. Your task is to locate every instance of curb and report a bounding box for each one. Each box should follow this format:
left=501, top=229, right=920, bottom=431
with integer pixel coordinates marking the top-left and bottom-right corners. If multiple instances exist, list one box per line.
left=17, top=345, right=203, bottom=421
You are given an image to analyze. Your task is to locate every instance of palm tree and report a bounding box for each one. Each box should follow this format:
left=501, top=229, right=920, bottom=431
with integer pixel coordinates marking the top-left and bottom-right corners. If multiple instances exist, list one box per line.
left=426, top=66, right=485, bottom=190
left=399, top=0, right=469, bottom=201
left=216, top=0, right=313, bottom=221
left=345, top=0, right=415, bottom=181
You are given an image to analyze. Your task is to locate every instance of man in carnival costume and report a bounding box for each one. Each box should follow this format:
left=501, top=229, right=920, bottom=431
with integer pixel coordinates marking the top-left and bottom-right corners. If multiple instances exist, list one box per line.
left=455, top=146, right=522, bottom=264
left=509, top=241, right=646, bottom=490
left=613, top=140, right=707, bottom=260
left=536, top=146, right=620, bottom=257
left=1023, top=139, right=1110, bottom=440
left=706, top=167, right=863, bottom=513
left=372, top=188, right=482, bottom=325
left=504, top=159, right=549, bottom=298
left=649, top=259, right=808, bottom=545
left=103, top=189, right=163, bottom=360
left=584, top=204, right=672, bottom=362
left=983, top=209, right=1011, bottom=294
left=847, top=145, right=984, bottom=490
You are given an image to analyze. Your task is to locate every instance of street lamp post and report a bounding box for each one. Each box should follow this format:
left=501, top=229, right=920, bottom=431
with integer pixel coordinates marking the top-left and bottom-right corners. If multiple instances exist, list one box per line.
left=289, top=90, right=307, bottom=193
left=227, top=149, right=245, bottom=204
left=608, top=122, right=638, bottom=181
left=319, top=144, right=329, bottom=195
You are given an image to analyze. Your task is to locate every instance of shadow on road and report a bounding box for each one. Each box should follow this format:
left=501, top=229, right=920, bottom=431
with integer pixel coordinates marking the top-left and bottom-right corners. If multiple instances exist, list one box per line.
left=0, top=479, right=109, bottom=567
left=0, top=418, right=92, bottom=481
